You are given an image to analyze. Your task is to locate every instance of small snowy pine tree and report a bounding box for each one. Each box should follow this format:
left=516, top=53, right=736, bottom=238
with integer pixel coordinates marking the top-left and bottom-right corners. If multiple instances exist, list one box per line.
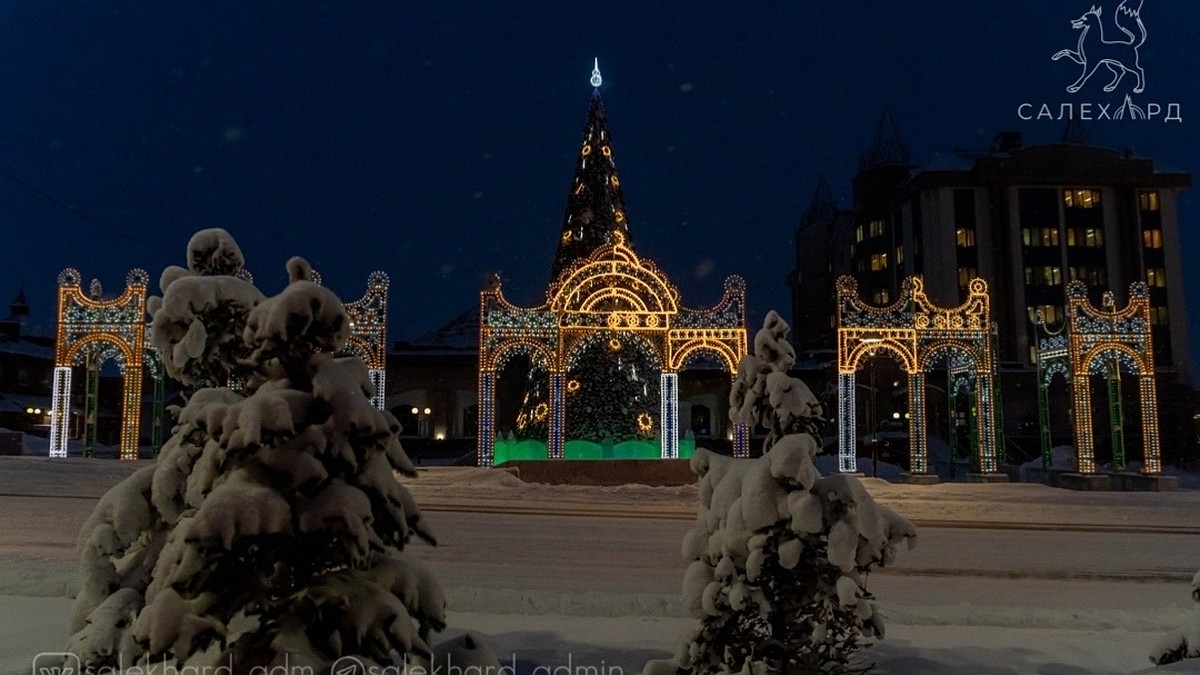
left=649, top=311, right=917, bottom=675
left=66, top=229, right=465, bottom=672
left=1150, top=568, right=1200, bottom=666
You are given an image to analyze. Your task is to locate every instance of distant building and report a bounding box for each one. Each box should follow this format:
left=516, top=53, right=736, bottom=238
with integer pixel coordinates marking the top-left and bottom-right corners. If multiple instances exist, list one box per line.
left=791, top=114, right=1192, bottom=372
left=787, top=111, right=1196, bottom=462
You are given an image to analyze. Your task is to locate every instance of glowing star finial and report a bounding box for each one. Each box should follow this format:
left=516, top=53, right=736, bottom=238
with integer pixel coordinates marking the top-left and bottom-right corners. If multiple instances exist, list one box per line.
left=590, top=58, right=602, bottom=88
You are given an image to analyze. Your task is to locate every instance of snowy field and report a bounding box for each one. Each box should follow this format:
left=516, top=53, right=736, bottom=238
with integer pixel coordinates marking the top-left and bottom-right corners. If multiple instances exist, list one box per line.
left=2, top=455, right=1199, bottom=674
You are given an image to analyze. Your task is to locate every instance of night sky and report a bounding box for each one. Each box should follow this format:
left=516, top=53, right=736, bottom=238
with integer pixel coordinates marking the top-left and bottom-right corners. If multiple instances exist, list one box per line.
left=1, top=2, right=1197, bottom=361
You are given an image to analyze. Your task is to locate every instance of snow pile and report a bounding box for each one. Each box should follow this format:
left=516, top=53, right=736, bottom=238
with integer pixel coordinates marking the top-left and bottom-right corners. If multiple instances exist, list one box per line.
left=65, top=229, right=494, bottom=672
left=1151, top=569, right=1200, bottom=666
left=649, top=312, right=917, bottom=675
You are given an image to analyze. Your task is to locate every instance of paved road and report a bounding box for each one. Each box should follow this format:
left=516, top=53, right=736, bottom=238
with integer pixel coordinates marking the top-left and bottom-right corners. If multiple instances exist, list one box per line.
left=406, top=510, right=1198, bottom=608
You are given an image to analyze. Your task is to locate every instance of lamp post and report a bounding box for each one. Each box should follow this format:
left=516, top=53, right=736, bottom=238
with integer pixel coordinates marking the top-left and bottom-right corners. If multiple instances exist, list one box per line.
left=410, top=406, right=433, bottom=439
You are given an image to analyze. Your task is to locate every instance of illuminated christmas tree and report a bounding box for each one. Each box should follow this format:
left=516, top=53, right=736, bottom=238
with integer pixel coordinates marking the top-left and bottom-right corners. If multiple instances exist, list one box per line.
left=516, top=61, right=659, bottom=444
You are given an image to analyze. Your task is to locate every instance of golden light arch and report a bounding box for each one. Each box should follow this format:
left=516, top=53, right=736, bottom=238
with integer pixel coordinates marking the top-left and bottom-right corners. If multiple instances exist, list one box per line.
left=670, top=339, right=741, bottom=374
left=51, top=267, right=389, bottom=460
left=477, top=241, right=748, bottom=466
left=1034, top=281, right=1161, bottom=476
left=50, top=268, right=149, bottom=460
left=836, top=275, right=1000, bottom=480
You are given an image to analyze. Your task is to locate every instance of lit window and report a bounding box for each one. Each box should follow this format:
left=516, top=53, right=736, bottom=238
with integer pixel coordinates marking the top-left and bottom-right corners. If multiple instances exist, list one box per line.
left=1147, top=268, right=1167, bottom=287
left=957, top=267, right=977, bottom=286
left=1066, top=228, right=1104, bottom=247
left=872, top=288, right=890, bottom=304
left=870, top=253, right=889, bottom=271
left=1139, top=191, right=1161, bottom=212
left=1021, top=227, right=1059, bottom=247
left=1069, top=266, right=1107, bottom=286
left=956, top=228, right=976, bottom=247
left=1023, top=267, right=1061, bottom=286
left=869, top=219, right=886, bottom=237
left=1063, top=188, right=1101, bottom=209
left=1143, top=229, right=1163, bottom=249
left=855, top=224, right=864, bottom=243
left=896, top=245, right=904, bottom=265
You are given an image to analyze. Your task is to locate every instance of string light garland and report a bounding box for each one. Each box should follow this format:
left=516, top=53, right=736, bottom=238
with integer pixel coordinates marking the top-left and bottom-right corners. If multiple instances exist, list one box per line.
left=836, top=275, right=998, bottom=476
left=1034, top=281, right=1160, bottom=475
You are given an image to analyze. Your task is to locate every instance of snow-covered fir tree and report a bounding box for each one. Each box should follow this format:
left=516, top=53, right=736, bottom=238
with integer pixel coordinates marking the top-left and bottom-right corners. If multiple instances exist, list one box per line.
left=648, top=311, right=917, bottom=675
left=66, top=229, right=488, bottom=672
left=1150, top=568, right=1200, bottom=666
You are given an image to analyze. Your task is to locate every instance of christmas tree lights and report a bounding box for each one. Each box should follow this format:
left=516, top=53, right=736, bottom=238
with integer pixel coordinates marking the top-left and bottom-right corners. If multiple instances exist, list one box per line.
left=836, top=275, right=998, bottom=476
left=477, top=63, right=749, bottom=466
left=477, top=240, right=747, bottom=466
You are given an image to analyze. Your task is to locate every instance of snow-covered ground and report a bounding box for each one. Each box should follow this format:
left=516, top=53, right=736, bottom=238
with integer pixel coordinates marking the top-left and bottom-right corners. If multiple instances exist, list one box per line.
left=2, top=456, right=1199, bottom=674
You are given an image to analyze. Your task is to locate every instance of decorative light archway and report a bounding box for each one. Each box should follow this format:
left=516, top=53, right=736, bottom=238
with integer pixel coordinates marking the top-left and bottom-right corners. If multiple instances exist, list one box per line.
left=339, top=271, right=390, bottom=410
left=1033, top=281, right=1160, bottom=475
left=52, top=268, right=389, bottom=459
left=51, top=269, right=149, bottom=460
left=478, top=237, right=748, bottom=466
left=837, top=275, right=1000, bottom=476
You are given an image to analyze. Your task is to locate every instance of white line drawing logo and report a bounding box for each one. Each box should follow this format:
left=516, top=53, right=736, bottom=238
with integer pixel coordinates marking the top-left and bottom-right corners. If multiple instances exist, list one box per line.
left=1052, top=1, right=1146, bottom=93
left=31, top=652, right=80, bottom=675
left=331, top=655, right=369, bottom=675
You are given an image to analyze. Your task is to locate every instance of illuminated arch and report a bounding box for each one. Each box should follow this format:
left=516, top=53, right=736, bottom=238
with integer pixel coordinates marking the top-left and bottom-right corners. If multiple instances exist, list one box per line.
left=919, top=341, right=980, bottom=372
left=489, top=339, right=558, bottom=372
left=836, top=274, right=998, bottom=478
left=843, top=339, right=918, bottom=374
left=1055, top=281, right=1160, bottom=475
left=51, top=268, right=148, bottom=460
left=563, top=330, right=663, bottom=371
left=549, top=242, right=680, bottom=318
left=477, top=243, right=747, bottom=466
left=1080, top=343, right=1147, bottom=376
left=334, top=271, right=389, bottom=410
left=671, top=340, right=740, bottom=374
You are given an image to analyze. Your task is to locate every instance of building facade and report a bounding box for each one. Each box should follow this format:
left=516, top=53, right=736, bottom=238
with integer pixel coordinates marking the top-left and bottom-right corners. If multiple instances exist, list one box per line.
left=789, top=113, right=1194, bottom=465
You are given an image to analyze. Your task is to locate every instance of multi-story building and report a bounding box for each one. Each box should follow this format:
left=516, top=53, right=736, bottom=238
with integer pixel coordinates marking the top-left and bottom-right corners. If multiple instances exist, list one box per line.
left=789, top=112, right=1194, bottom=462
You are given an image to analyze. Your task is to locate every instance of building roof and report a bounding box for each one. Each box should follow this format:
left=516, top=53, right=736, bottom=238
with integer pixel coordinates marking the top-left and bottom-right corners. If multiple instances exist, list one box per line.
left=858, top=107, right=911, bottom=171
left=399, top=306, right=480, bottom=353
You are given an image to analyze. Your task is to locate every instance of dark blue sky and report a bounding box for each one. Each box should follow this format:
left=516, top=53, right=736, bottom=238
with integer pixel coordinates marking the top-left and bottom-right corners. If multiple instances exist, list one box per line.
left=1, top=2, right=1196, bottom=356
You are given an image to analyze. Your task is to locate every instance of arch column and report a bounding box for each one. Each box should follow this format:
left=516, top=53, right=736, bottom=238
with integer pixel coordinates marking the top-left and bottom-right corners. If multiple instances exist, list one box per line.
left=975, top=373, right=998, bottom=473
left=1140, top=373, right=1162, bottom=474
left=1071, top=374, right=1097, bottom=474
left=369, top=370, right=386, bottom=411
left=907, top=371, right=928, bottom=474
left=837, top=371, right=857, bottom=473
left=477, top=371, right=496, bottom=467
left=548, top=371, right=565, bottom=459
left=49, top=367, right=71, bottom=458
left=119, top=365, right=143, bottom=460
left=733, top=423, right=750, bottom=458
left=660, top=371, right=679, bottom=458
left=1107, top=362, right=1125, bottom=471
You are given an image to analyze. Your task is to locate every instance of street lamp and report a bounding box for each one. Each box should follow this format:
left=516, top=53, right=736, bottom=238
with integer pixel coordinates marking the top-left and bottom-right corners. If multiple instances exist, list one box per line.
left=410, top=406, right=433, bottom=438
